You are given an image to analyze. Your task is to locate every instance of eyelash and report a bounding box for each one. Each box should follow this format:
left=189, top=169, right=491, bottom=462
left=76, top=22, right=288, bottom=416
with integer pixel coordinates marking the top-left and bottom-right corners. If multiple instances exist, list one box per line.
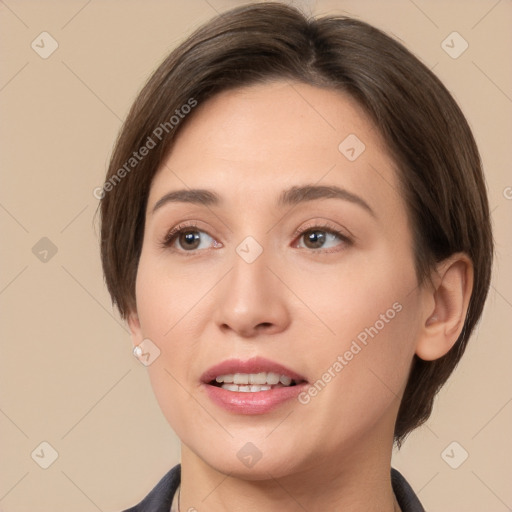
left=159, top=221, right=352, bottom=255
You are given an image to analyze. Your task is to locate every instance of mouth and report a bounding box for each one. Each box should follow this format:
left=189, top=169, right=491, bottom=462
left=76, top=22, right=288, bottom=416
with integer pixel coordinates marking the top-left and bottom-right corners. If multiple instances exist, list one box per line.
left=209, top=371, right=302, bottom=392
left=201, top=356, right=308, bottom=392
left=200, top=357, right=308, bottom=414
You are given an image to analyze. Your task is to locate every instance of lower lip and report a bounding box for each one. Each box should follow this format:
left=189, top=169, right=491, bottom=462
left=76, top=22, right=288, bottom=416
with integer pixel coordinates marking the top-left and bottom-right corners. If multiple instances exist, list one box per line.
left=202, top=383, right=309, bottom=414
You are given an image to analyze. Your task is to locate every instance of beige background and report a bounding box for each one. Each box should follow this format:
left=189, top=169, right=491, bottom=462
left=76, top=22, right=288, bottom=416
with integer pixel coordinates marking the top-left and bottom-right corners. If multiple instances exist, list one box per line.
left=0, top=0, right=511, bottom=510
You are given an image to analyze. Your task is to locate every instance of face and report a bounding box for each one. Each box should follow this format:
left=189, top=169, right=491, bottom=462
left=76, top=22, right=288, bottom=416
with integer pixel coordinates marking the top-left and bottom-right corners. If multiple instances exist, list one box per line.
left=129, top=81, right=428, bottom=479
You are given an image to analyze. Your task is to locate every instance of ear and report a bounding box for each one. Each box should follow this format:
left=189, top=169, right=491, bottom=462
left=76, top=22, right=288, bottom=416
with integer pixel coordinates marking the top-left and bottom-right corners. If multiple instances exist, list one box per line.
left=127, top=309, right=144, bottom=349
left=415, top=253, right=474, bottom=361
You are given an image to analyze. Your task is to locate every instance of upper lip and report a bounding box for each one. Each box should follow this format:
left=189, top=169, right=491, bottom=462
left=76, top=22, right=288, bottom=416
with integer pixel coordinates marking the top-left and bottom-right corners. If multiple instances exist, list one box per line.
left=201, top=356, right=307, bottom=384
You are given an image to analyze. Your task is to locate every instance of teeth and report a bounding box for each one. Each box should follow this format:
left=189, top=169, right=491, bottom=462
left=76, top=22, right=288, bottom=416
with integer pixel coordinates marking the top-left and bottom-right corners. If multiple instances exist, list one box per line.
left=222, top=384, right=273, bottom=392
left=280, top=375, right=292, bottom=386
left=234, top=373, right=249, bottom=385
left=216, top=375, right=233, bottom=383
left=249, top=372, right=267, bottom=384
left=266, top=372, right=280, bottom=385
left=215, top=372, right=294, bottom=387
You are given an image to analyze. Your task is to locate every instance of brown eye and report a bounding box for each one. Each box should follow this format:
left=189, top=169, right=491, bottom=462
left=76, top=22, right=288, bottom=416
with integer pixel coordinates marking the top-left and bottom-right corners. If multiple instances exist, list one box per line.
left=160, top=222, right=219, bottom=253
left=302, top=229, right=330, bottom=249
left=295, top=225, right=351, bottom=252
left=175, top=230, right=201, bottom=250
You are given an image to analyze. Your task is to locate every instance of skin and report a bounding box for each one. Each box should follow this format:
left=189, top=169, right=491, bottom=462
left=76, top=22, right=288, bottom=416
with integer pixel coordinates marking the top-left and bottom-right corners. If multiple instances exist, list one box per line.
left=128, top=81, right=473, bottom=511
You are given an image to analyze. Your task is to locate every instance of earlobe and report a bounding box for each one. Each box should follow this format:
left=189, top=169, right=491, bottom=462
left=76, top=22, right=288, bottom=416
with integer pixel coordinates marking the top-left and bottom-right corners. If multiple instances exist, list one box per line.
left=415, top=253, right=474, bottom=361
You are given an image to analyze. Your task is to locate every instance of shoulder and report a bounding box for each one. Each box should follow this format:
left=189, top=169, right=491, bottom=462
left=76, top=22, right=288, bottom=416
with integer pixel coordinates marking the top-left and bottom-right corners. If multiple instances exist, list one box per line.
left=391, top=467, right=426, bottom=512
left=121, top=464, right=181, bottom=512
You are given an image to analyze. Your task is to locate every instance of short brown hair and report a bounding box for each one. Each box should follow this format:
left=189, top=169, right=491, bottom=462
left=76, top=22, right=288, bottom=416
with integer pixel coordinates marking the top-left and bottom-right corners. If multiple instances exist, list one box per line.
left=98, top=2, right=493, bottom=444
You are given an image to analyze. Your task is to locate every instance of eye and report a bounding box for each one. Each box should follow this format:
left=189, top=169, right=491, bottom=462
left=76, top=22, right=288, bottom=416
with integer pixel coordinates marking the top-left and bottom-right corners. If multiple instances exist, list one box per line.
left=159, top=222, right=221, bottom=253
left=159, top=220, right=352, bottom=255
left=293, top=222, right=352, bottom=252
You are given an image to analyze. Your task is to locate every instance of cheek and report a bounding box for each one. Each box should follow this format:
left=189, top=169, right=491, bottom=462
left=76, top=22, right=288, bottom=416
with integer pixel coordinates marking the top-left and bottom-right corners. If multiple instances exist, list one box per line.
left=291, top=292, right=421, bottom=453
left=134, top=254, right=214, bottom=428
left=316, top=300, right=419, bottom=443
left=294, top=246, right=421, bottom=409
left=134, top=248, right=217, bottom=361
left=135, top=254, right=194, bottom=334
left=292, top=244, right=419, bottom=349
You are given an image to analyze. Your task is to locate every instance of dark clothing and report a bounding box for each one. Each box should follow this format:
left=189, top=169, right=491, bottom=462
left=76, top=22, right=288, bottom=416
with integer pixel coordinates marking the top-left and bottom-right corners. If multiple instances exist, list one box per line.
left=122, top=463, right=426, bottom=511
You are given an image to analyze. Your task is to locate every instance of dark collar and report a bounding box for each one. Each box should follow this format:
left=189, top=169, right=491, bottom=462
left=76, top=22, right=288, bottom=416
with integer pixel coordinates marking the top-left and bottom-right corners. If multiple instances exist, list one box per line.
left=122, top=464, right=425, bottom=512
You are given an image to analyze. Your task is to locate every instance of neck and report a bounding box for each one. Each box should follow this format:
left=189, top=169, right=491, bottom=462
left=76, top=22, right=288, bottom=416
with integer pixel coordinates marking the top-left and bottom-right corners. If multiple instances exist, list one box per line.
left=179, top=433, right=399, bottom=512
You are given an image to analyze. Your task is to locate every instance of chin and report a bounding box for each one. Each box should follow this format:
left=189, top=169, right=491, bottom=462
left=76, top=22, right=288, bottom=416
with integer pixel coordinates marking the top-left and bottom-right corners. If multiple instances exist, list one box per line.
left=209, top=456, right=298, bottom=481
left=186, top=438, right=304, bottom=481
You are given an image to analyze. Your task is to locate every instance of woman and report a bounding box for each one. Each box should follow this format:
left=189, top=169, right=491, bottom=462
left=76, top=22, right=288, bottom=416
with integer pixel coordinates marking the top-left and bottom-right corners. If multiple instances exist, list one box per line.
left=98, top=3, right=493, bottom=511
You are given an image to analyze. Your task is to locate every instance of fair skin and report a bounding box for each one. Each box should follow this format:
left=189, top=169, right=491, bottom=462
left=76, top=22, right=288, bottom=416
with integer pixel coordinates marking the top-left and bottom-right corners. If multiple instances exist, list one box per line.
left=128, top=81, right=473, bottom=511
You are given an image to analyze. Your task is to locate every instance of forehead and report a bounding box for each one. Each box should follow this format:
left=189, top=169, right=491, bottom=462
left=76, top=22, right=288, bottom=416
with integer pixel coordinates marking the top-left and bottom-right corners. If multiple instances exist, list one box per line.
left=148, top=81, right=402, bottom=216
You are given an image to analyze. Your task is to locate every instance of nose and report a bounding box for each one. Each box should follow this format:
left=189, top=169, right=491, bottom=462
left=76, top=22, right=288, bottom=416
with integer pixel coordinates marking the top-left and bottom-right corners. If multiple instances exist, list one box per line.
left=213, top=243, right=291, bottom=338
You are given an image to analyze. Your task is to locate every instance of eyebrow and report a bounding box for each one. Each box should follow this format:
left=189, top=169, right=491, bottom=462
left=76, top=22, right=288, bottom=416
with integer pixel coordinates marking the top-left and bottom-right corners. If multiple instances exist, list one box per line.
left=152, top=184, right=375, bottom=217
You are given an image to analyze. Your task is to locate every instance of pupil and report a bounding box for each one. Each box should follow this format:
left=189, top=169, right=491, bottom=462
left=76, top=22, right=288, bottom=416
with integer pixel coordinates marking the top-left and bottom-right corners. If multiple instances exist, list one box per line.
left=182, top=231, right=199, bottom=248
left=307, top=231, right=325, bottom=248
